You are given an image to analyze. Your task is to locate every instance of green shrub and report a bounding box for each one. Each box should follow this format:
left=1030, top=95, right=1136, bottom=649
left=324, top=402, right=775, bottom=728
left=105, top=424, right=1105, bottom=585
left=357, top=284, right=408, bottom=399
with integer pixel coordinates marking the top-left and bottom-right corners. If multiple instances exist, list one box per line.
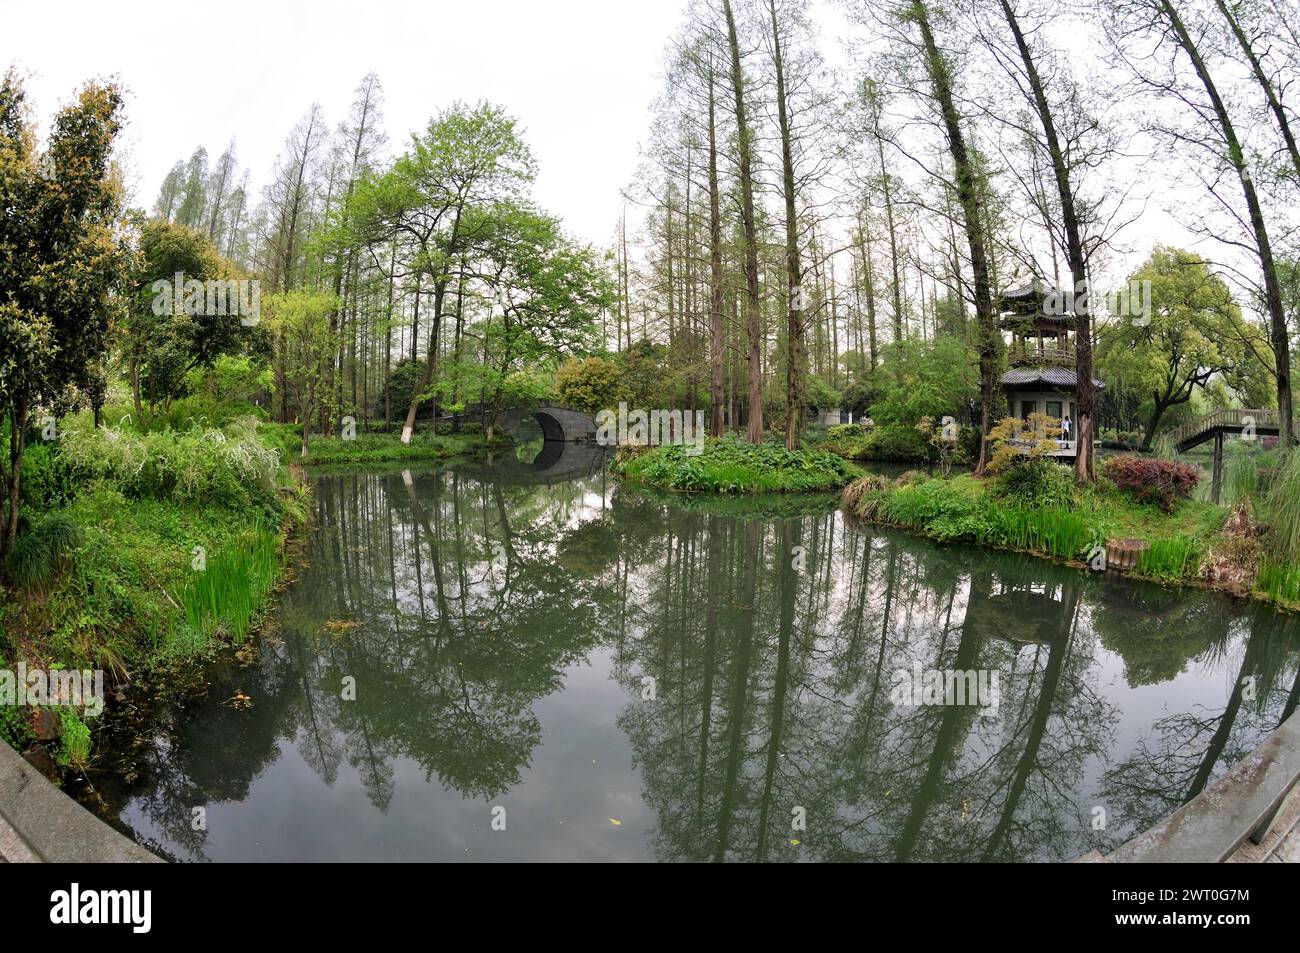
left=992, top=458, right=1076, bottom=510
left=618, top=437, right=856, bottom=493
left=55, top=708, right=92, bottom=769
left=884, top=478, right=995, bottom=541
left=435, top=421, right=485, bottom=436
left=555, top=356, right=623, bottom=414
left=861, top=423, right=933, bottom=463
left=828, top=423, right=868, bottom=440
left=20, top=443, right=76, bottom=508
left=58, top=418, right=281, bottom=511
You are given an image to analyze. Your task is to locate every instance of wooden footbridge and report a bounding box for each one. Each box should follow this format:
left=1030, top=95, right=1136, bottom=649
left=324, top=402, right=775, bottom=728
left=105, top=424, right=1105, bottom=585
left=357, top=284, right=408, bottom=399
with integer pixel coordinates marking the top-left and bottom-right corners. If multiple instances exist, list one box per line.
left=1169, top=409, right=1282, bottom=504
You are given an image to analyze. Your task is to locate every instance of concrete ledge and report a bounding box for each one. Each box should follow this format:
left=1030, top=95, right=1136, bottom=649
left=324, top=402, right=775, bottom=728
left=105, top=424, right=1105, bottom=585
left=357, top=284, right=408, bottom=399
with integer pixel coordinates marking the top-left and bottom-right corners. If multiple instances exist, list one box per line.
left=0, top=743, right=160, bottom=863
left=1107, top=711, right=1300, bottom=863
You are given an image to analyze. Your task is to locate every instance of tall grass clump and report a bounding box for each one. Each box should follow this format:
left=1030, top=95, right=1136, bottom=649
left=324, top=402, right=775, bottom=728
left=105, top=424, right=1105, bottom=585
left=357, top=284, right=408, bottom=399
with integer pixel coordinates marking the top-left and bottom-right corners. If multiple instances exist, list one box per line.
left=991, top=506, right=1092, bottom=559
left=1137, top=537, right=1201, bottom=579
left=1256, top=557, right=1300, bottom=605
left=172, top=522, right=281, bottom=649
left=4, top=513, right=83, bottom=590
left=1262, top=449, right=1300, bottom=562
left=991, top=459, right=1076, bottom=510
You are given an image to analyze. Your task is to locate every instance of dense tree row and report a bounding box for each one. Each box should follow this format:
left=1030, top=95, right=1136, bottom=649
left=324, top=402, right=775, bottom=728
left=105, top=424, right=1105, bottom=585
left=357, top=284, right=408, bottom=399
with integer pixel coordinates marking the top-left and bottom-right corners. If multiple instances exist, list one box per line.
left=623, top=0, right=1300, bottom=472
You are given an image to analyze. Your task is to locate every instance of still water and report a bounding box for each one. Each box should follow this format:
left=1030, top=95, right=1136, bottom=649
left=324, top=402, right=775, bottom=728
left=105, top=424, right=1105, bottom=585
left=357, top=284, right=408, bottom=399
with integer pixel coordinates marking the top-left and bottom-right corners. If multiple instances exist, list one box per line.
left=99, top=444, right=1300, bottom=862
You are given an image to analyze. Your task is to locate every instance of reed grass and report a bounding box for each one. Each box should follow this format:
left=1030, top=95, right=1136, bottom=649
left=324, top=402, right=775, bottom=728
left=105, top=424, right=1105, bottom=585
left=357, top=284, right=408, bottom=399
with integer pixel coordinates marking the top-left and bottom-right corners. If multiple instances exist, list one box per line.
left=1137, top=536, right=1201, bottom=578
left=172, top=522, right=281, bottom=648
left=1256, top=557, right=1300, bottom=605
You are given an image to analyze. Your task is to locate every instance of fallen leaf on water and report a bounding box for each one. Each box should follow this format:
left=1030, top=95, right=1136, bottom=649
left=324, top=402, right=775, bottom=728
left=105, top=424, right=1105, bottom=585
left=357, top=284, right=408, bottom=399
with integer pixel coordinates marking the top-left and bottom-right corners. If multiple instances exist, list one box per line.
left=789, top=839, right=801, bottom=846
left=609, top=818, right=622, bottom=826
left=225, top=690, right=253, bottom=710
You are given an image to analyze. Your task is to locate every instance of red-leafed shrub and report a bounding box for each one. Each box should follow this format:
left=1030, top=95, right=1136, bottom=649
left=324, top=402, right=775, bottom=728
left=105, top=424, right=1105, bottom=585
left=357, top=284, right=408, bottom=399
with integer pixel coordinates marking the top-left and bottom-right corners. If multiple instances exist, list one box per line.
left=1102, top=454, right=1200, bottom=511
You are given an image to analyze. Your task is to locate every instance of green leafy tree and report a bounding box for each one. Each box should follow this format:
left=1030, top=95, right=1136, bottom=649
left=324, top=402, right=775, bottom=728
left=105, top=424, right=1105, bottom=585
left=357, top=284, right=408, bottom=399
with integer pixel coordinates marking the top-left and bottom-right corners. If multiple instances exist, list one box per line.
left=0, top=72, right=130, bottom=558
left=126, top=219, right=253, bottom=417
left=266, top=290, right=340, bottom=457
left=556, top=356, right=623, bottom=414
left=870, top=336, right=978, bottom=428
left=1100, top=247, right=1264, bottom=450
left=347, top=102, right=537, bottom=444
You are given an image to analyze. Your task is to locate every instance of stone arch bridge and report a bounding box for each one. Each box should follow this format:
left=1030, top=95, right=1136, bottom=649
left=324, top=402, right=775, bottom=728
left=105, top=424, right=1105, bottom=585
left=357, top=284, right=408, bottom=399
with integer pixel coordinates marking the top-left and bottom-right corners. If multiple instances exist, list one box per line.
left=439, top=403, right=601, bottom=443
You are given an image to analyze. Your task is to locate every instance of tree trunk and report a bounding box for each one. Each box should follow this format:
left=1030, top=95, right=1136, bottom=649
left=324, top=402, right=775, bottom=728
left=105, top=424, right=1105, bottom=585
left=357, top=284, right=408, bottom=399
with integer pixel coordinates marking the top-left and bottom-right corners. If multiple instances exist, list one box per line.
left=770, top=0, right=806, bottom=450
left=723, top=0, right=765, bottom=445
left=400, top=278, right=446, bottom=444
left=999, top=0, right=1096, bottom=481
left=707, top=60, right=726, bottom=439
left=911, top=0, right=999, bottom=473
left=4, top=400, right=27, bottom=559
left=1214, top=0, right=1297, bottom=445
left=130, top=356, right=143, bottom=422
left=1160, top=0, right=1292, bottom=447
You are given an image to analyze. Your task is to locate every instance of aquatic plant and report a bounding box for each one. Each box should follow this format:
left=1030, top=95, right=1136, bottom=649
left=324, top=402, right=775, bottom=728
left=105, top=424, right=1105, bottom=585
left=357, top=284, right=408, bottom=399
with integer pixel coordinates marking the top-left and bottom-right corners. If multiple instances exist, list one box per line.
left=173, top=523, right=281, bottom=647
left=1136, top=536, right=1201, bottom=579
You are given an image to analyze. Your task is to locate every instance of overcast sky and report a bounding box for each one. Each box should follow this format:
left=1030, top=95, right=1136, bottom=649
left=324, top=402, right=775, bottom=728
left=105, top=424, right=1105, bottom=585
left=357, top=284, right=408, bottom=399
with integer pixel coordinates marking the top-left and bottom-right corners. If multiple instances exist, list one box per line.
left=0, top=0, right=1222, bottom=297
left=0, top=0, right=697, bottom=246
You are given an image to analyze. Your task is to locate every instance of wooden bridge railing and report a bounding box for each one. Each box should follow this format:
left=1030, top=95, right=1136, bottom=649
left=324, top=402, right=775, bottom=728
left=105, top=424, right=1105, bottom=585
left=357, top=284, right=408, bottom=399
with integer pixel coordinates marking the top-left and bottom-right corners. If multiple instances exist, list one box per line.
left=1169, top=408, right=1279, bottom=452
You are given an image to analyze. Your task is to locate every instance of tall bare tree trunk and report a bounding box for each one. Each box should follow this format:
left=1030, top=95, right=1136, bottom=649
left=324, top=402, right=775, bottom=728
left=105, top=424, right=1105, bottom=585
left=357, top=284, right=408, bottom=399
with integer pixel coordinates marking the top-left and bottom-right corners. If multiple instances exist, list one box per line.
left=707, top=59, right=726, bottom=438
left=769, top=0, right=806, bottom=450
left=723, top=0, right=765, bottom=444
left=999, top=0, right=1096, bottom=480
left=911, top=0, right=999, bottom=473
left=1215, top=0, right=1297, bottom=444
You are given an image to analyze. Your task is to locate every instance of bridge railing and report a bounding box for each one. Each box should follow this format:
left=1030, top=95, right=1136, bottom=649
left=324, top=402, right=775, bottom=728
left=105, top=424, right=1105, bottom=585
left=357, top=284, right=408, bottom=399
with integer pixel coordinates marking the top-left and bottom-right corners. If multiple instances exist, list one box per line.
left=1169, top=408, right=1279, bottom=450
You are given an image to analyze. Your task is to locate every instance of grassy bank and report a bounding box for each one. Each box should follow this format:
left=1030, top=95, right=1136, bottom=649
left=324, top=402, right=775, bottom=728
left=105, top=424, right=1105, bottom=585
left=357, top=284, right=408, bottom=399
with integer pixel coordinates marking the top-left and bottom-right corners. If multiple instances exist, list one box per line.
left=613, top=436, right=861, bottom=493
left=841, top=458, right=1300, bottom=610
left=1, top=416, right=309, bottom=767
left=258, top=421, right=510, bottom=466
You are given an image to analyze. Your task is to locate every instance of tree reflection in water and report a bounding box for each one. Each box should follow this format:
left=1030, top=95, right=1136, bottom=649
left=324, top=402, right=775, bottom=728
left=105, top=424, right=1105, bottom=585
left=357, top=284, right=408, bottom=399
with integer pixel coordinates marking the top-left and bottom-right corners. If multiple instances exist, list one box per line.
left=96, top=458, right=1300, bottom=862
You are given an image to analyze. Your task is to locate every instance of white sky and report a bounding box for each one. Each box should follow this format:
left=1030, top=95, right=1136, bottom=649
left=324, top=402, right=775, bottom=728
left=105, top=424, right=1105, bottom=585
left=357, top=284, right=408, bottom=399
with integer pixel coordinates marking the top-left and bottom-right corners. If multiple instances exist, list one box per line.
left=0, top=0, right=691, bottom=246
left=0, top=0, right=1249, bottom=305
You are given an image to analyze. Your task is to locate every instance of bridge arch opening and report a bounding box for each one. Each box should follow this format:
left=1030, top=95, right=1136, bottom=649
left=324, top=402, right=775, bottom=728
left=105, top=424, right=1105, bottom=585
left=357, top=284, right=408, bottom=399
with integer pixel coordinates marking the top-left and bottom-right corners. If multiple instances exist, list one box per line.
left=532, top=411, right=566, bottom=443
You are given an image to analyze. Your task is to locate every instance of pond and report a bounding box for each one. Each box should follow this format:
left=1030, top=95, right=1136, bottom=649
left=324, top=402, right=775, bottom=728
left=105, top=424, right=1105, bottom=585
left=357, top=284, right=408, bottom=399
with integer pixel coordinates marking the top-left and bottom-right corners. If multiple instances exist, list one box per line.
left=92, top=446, right=1300, bottom=862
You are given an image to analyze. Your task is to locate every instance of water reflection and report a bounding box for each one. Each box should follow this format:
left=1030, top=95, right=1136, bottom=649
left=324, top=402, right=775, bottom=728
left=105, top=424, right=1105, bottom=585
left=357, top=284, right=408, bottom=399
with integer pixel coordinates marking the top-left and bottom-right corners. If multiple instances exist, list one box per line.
left=99, top=459, right=1300, bottom=862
